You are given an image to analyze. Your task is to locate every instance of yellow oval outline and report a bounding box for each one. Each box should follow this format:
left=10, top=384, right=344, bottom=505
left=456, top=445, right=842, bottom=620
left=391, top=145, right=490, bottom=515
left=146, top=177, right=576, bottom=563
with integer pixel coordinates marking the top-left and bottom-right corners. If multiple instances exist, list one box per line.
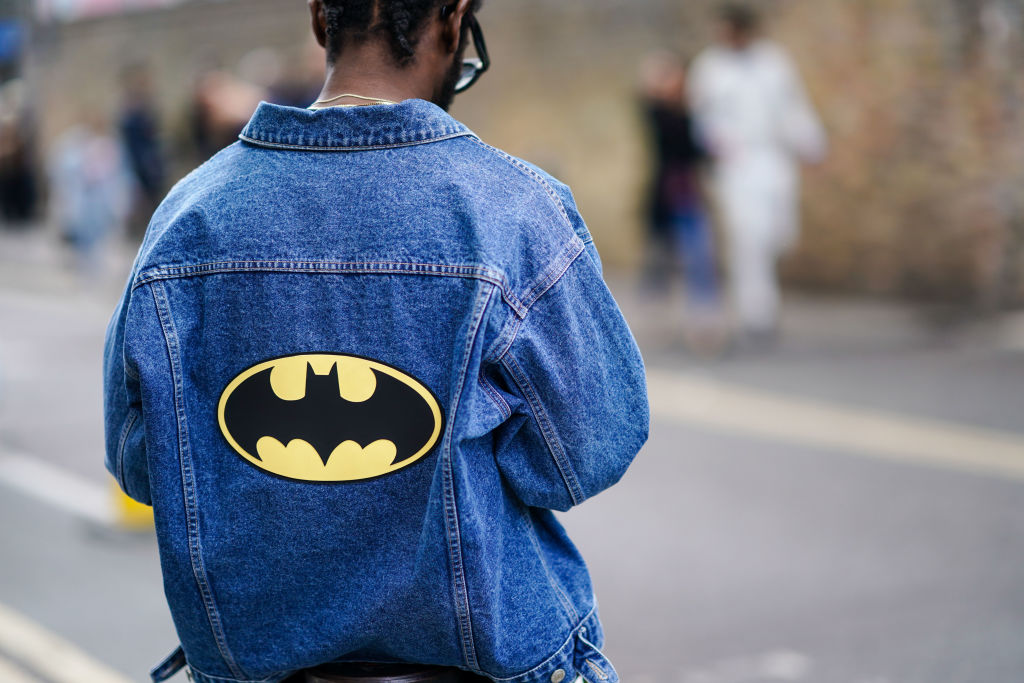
left=217, top=353, right=443, bottom=482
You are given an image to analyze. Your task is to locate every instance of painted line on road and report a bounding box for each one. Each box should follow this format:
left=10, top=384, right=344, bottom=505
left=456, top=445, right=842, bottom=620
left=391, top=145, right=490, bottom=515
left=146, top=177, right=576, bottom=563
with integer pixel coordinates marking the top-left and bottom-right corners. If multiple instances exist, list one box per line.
left=0, top=602, right=132, bottom=683
left=648, top=370, right=1024, bottom=482
left=679, top=649, right=812, bottom=682
left=0, top=653, right=43, bottom=683
left=0, top=455, right=115, bottom=526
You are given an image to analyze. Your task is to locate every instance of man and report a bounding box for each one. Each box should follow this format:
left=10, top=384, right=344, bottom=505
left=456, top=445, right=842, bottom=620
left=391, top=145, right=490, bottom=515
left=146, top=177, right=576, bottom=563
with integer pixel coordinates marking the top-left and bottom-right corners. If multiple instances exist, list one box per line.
left=689, top=3, right=826, bottom=342
left=103, top=2, right=649, bottom=683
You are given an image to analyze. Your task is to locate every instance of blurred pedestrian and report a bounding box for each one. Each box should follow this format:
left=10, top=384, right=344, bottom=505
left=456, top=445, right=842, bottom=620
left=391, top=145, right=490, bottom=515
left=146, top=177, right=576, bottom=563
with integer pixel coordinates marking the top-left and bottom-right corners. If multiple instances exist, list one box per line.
left=190, top=67, right=266, bottom=160
left=119, top=62, right=167, bottom=240
left=640, top=51, right=725, bottom=353
left=0, top=79, right=39, bottom=225
left=48, top=114, right=131, bottom=277
left=690, top=3, right=826, bottom=343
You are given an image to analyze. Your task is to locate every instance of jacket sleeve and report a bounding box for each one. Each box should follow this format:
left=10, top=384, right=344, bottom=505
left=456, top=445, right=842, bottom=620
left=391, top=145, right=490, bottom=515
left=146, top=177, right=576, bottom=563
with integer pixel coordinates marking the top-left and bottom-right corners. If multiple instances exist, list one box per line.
left=491, top=241, right=649, bottom=512
left=103, top=278, right=152, bottom=505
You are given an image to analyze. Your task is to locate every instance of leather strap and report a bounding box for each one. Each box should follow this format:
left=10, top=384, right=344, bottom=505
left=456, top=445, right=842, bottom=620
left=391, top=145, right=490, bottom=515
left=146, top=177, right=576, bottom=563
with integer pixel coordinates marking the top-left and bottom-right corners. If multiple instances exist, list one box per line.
left=150, top=646, right=187, bottom=683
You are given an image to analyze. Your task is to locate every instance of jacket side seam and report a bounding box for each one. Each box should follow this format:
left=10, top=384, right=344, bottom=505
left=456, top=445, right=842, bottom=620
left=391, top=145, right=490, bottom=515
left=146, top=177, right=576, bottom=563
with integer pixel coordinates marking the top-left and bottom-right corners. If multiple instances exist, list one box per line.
left=150, top=282, right=246, bottom=680
left=523, top=512, right=579, bottom=624
left=123, top=353, right=140, bottom=381
left=442, top=284, right=494, bottom=671
left=114, top=409, right=140, bottom=493
left=478, top=376, right=511, bottom=420
left=499, top=353, right=584, bottom=506
left=238, top=130, right=474, bottom=152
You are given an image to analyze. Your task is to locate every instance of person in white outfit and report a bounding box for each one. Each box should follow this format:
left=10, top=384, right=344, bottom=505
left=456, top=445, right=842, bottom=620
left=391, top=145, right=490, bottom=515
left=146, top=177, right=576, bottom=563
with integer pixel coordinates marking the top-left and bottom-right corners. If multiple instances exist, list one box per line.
left=689, top=3, right=826, bottom=341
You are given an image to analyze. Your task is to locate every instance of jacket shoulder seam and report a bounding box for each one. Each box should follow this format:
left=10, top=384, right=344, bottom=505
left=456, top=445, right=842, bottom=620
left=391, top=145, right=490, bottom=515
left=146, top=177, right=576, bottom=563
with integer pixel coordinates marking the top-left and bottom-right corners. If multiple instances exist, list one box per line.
left=491, top=242, right=586, bottom=364
left=467, top=138, right=575, bottom=232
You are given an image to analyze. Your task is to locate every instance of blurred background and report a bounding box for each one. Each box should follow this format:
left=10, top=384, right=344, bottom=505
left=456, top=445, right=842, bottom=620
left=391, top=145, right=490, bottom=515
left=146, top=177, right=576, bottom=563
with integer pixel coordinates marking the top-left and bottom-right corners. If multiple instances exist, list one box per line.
left=1, top=1, right=1023, bottom=682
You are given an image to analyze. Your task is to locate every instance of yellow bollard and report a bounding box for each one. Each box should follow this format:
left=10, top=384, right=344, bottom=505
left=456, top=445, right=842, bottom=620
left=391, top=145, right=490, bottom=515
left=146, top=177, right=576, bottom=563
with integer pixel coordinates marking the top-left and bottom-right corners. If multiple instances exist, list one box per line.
left=111, top=480, right=154, bottom=530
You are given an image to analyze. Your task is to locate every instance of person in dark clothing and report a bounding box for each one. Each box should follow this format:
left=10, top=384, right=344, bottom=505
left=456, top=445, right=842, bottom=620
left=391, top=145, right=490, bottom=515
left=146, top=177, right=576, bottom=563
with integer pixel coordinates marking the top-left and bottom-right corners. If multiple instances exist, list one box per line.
left=640, top=51, right=724, bottom=350
left=119, top=63, right=166, bottom=239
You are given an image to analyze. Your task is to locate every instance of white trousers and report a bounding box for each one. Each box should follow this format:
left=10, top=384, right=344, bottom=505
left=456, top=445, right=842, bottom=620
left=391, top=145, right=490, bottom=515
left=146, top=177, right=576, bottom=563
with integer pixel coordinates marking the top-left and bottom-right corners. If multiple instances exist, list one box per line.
left=716, top=159, right=800, bottom=333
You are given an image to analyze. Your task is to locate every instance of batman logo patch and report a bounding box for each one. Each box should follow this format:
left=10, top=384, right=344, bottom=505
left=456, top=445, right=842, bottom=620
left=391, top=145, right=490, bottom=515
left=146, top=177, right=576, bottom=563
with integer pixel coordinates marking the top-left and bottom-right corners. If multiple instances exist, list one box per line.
left=217, top=354, right=443, bottom=482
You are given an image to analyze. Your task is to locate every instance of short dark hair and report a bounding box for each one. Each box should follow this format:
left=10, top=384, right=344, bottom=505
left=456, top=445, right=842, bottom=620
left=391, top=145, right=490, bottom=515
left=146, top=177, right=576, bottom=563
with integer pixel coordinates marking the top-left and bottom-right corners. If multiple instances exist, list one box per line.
left=718, top=3, right=760, bottom=34
left=322, top=0, right=482, bottom=66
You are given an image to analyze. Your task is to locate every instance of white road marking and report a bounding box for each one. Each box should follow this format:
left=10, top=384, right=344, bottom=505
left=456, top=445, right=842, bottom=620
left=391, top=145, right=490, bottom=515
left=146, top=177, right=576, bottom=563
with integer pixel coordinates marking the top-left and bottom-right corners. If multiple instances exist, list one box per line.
left=678, top=650, right=812, bottom=683
left=648, top=370, right=1024, bottom=482
left=0, top=602, right=132, bottom=683
left=0, top=454, right=114, bottom=526
left=0, top=654, right=43, bottom=683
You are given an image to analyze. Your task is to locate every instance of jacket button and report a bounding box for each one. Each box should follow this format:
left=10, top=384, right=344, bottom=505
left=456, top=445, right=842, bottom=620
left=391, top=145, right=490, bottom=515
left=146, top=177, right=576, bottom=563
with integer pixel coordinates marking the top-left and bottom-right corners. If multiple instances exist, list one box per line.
left=551, top=669, right=566, bottom=683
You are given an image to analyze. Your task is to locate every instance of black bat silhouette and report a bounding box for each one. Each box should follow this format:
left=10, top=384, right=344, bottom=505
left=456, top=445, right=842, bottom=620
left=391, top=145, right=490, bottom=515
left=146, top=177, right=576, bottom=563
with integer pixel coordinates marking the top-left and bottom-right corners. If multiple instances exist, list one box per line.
left=223, top=361, right=436, bottom=467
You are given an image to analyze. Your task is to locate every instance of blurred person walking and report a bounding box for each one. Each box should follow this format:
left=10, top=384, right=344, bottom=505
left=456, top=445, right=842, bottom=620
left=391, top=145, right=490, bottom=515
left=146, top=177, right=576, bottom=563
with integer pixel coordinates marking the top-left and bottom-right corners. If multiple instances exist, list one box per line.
left=690, top=3, right=826, bottom=343
left=639, top=52, right=724, bottom=353
left=104, top=2, right=648, bottom=683
left=49, top=114, right=131, bottom=277
left=0, top=79, right=40, bottom=225
left=119, top=63, right=167, bottom=240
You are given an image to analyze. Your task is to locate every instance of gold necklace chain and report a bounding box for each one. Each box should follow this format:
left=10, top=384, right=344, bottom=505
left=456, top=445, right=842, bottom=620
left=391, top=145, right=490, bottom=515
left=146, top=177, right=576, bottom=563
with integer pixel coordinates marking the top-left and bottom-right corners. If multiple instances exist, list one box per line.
left=309, top=93, right=398, bottom=109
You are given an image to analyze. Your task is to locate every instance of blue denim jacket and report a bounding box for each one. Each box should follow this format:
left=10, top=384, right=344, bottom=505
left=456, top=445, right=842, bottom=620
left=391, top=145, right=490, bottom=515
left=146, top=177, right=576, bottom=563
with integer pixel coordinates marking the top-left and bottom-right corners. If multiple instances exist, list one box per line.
left=103, top=99, right=649, bottom=683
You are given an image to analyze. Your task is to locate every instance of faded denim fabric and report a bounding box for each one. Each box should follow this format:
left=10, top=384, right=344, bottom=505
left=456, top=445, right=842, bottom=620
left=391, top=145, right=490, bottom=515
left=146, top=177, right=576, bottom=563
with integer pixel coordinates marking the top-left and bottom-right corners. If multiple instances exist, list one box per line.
left=103, top=99, right=649, bottom=683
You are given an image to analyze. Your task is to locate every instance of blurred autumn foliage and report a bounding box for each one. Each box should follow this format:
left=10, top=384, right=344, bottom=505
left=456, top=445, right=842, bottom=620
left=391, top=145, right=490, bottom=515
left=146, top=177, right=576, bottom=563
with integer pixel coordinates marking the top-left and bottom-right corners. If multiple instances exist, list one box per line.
left=31, top=0, right=1024, bottom=305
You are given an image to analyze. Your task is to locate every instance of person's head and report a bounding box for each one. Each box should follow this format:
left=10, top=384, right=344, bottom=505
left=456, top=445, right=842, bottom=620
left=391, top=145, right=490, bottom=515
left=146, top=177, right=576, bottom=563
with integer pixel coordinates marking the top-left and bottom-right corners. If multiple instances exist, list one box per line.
left=639, top=51, right=686, bottom=106
left=717, top=3, right=760, bottom=50
left=307, top=0, right=485, bottom=110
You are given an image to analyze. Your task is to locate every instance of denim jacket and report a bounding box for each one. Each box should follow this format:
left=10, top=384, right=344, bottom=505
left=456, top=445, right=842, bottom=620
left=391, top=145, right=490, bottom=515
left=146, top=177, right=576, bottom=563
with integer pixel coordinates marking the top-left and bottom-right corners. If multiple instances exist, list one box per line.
left=103, top=99, right=649, bottom=683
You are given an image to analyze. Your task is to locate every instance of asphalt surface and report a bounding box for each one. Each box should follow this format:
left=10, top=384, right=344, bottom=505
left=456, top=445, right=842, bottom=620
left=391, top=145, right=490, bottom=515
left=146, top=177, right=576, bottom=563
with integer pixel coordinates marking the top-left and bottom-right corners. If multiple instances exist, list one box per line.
left=1, top=230, right=1023, bottom=683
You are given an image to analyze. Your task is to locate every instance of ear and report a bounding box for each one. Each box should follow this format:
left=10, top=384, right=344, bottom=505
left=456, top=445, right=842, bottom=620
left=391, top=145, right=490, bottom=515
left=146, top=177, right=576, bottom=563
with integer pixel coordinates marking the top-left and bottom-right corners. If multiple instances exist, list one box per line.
left=309, top=0, right=328, bottom=50
left=440, top=0, right=473, bottom=55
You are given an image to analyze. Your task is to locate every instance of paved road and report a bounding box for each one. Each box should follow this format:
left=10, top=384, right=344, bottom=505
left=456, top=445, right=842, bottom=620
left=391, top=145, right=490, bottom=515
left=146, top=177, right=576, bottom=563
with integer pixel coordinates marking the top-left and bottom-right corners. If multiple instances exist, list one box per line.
left=1, top=233, right=1023, bottom=683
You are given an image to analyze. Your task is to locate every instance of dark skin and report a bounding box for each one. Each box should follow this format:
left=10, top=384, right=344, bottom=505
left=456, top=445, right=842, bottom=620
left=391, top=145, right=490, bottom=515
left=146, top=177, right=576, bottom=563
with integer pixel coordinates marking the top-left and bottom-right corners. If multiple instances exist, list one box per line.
left=307, top=0, right=473, bottom=108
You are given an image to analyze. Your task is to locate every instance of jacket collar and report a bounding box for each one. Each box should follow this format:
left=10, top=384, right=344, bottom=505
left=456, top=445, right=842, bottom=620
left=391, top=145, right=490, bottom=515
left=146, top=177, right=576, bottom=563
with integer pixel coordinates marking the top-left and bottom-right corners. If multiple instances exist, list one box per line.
left=239, top=99, right=475, bottom=151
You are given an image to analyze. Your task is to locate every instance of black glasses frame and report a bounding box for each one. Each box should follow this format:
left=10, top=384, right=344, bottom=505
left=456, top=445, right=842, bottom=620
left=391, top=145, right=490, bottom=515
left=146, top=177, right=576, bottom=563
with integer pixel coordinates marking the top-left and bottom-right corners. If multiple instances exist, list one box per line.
left=440, top=4, right=490, bottom=93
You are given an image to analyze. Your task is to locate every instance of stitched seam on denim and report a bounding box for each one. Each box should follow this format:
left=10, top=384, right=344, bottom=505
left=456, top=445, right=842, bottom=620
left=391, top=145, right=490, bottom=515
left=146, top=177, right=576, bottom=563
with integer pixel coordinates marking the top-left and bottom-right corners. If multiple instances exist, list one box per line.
left=483, top=604, right=598, bottom=682
left=115, top=409, right=139, bottom=493
left=468, top=138, right=574, bottom=230
left=524, top=513, right=579, bottom=623
left=151, top=282, right=246, bottom=680
left=500, top=354, right=584, bottom=506
left=584, top=660, right=609, bottom=681
left=238, top=130, right=474, bottom=152
left=133, top=261, right=526, bottom=317
left=490, top=315, right=522, bottom=365
left=478, top=375, right=511, bottom=420
left=442, top=284, right=493, bottom=671
left=577, top=633, right=615, bottom=683
left=520, top=238, right=586, bottom=313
